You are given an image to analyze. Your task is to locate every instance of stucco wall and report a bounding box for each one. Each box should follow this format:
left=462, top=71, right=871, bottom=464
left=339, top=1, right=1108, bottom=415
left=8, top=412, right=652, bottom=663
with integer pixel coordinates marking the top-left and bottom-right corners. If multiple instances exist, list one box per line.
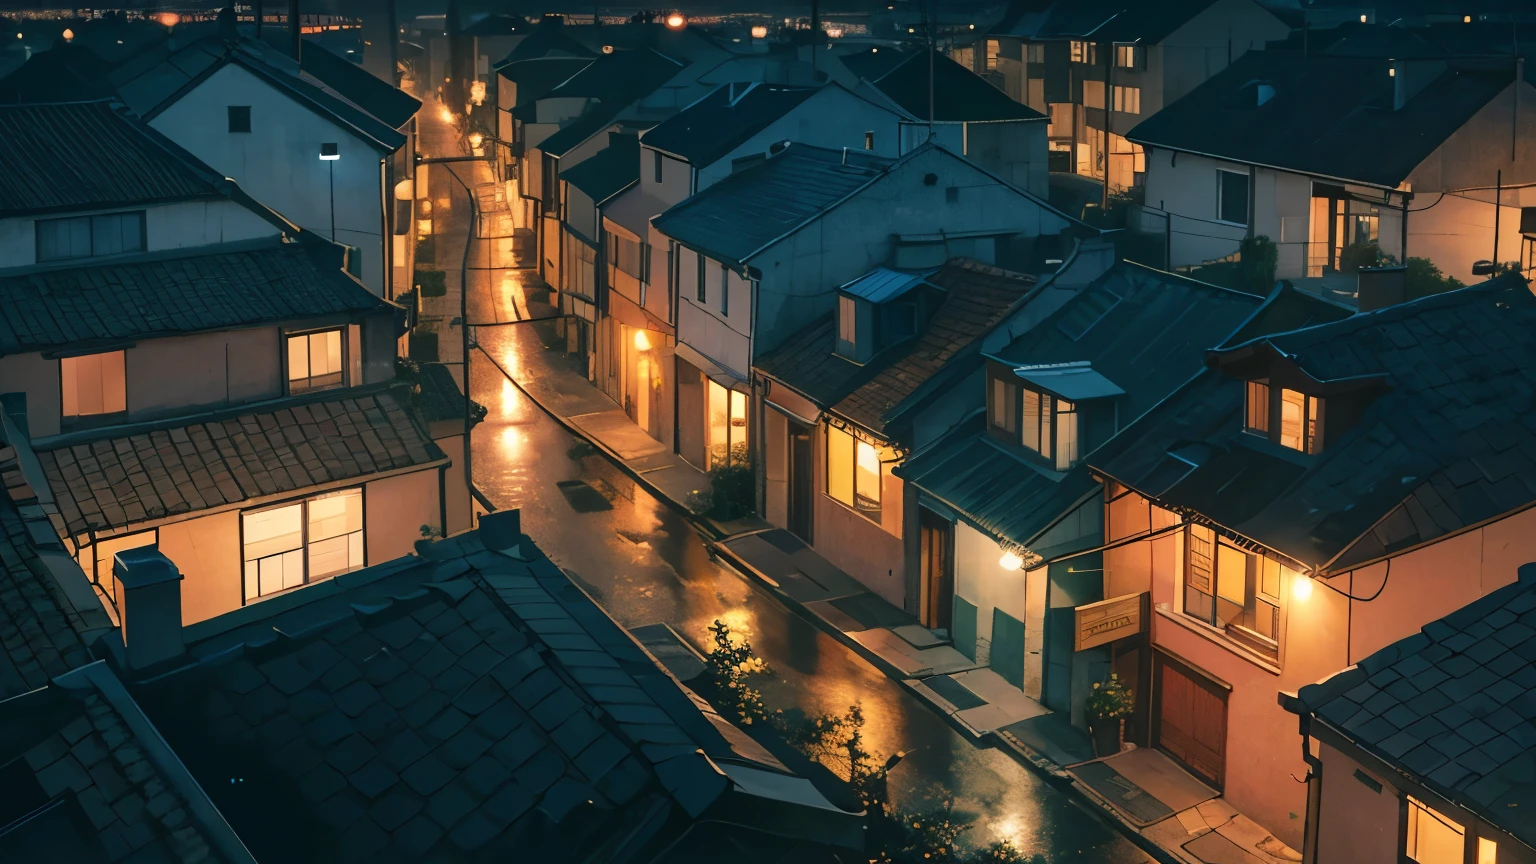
left=158, top=510, right=244, bottom=625
left=1316, top=742, right=1400, bottom=864
left=366, top=469, right=441, bottom=562
left=0, top=197, right=279, bottom=272
left=151, top=63, right=389, bottom=293
left=126, top=327, right=283, bottom=422
left=676, top=245, right=752, bottom=376
left=954, top=521, right=1030, bottom=667
left=812, top=425, right=905, bottom=605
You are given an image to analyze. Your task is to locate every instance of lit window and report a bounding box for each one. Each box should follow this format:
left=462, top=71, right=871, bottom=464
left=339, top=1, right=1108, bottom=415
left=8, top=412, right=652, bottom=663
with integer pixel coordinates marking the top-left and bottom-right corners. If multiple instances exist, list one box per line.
left=61, top=351, right=127, bottom=418
left=228, top=105, right=251, bottom=133
left=837, top=295, right=857, bottom=357
left=1083, top=80, right=1105, bottom=110
left=1026, top=43, right=1044, bottom=64
left=1184, top=524, right=1283, bottom=656
left=1113, top=85, right=1141, bottom=114
left=1020, top=388, right=1078, bottom=470
left=242, top=488, right=363, bottom=603
left=1478, top=838, right=1497, bottom=864
left=826, top=425, right=881, bottom=521
left=1071, top=40, right=1096, bottom=64
left=1245, top=380, right=1270, bottom=434
left=287, top=330, right=344, bottom=393
left=1217, top=170, right=1249, bottom=226
left=1116, top=45, right=1137, bottom=68
left=990, top=376, right=1017, bottom=434
left=36, top=211, right=145, bottom=262
left=1278, top=389, right=1323, bottom=454
left=864, top=130, right=875, bottom=151
left=1406, top=797, right=1464, bottom=864
left=985, top=38, right=999, bottom=71
left=707, top=380, right=747, bottom=469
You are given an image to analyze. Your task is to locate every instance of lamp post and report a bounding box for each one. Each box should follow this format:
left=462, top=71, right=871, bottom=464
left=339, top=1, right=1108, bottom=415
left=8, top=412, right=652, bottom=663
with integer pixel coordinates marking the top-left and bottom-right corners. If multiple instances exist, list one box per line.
left=320, top=142, right=339, bottom=241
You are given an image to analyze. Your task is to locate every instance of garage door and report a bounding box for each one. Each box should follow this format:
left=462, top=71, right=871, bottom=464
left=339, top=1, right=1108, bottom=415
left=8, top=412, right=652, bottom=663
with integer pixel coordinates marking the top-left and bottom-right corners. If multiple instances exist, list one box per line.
left=1154, top=653, right=1228, bottom=790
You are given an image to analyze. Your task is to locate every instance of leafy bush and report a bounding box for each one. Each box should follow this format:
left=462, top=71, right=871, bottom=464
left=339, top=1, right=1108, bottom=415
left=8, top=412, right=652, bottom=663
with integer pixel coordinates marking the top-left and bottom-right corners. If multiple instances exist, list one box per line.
left=1404, top=257, right=1463, bottom=296
left=702, top=619, right=776, bottom=726
left=408, top=330, right=438, bottom=361
left=1339, top=240, right=1381, bottom=273
left=1086, top=673, right=1134, bottom=721
left=416, top=269, right=447, bottom=298
left=705, top=463, right=754, bottom=521
left=1235, top=234, right=1278, bottom=293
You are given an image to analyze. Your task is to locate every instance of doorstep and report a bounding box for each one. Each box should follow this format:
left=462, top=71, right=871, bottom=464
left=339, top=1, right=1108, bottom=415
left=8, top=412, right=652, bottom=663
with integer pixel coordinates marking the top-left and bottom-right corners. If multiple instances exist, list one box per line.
left=904, top=667, right=1050, bottom=739
left=1068, top=748, right=1302, bottom=864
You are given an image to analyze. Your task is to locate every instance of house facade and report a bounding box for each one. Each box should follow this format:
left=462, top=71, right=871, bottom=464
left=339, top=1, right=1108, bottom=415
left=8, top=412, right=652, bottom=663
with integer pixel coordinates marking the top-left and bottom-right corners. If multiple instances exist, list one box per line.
left=1084, top=275, right=1536, bottom=849
left=654, top=142, right=1079, bottom=481
left=985, top=0, right=1289, bottom=192
left=1129, top=53, right=1536, bottom=284
left=110, top=28, right=419, bottom=297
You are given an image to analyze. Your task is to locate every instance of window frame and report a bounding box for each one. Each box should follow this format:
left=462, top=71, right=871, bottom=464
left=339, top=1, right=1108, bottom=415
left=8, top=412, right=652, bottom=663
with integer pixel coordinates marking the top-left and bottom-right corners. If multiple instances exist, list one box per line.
left=864, top=131, right=875, bottom=151
left=720, top=262, right=729, bottom=316
left=1216, top=169, right=1250, bottom=226
left=989, top=373, right=1018, bottom=435
left=824, top=424, right=882, bottom=523
left=653, top=149, right=664, bottom=184
left=60, top=349, right=128, bottom=421
left=228, top=105, right=252, bottom=133
left=284, top=327, right=348, bottom=395
left=696, top=253, right=707, bottom=303
left=36, top=210, right=147, bottom=263
left=1182, top=524, right=1283, bottom=661
left=1113, top=84, right=1141, bottom=114
left=1070, top=40, right=1097, bottom=64
left=1115, top=45, right=1138, bottom=69
left=240, top=487, right=366, bottom=605
left=1017, top=386, right=1079, bottom=471
left=1244, top=380, right=1270, bottom=436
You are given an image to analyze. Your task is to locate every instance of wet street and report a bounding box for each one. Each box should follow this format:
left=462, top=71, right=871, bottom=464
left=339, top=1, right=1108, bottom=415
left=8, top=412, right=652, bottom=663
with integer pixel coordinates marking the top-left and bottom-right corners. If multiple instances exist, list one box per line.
left=466, top=316, right=1146, bottom=862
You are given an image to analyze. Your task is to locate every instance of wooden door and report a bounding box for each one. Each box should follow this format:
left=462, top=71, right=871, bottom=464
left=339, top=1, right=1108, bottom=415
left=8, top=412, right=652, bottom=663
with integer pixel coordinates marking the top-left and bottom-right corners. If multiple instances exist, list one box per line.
left=1154, top=654, right=1228, bottom=790
left=788, top=425, right=813, bottom=543
left=919, top=509, right=954, bottom=631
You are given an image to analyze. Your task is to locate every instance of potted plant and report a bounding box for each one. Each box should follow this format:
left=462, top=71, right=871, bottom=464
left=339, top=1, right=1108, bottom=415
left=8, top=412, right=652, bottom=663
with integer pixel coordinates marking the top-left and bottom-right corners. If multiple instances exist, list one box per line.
left=1087, top=673, right=1133, bottom=758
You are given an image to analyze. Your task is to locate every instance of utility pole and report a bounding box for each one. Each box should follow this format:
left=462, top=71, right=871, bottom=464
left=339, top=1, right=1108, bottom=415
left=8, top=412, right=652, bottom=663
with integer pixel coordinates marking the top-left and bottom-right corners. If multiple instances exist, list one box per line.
left=927, top=0, right=935, bottom=140
left=810, top=0, right=820, bottom=73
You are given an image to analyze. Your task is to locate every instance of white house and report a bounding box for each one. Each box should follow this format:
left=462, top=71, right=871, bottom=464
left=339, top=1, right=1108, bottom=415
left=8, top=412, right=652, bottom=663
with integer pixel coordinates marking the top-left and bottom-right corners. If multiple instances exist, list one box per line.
left=110, top=27, right=420, bottom=297
left=1129, top=52, right=1536, bottom=285
left=652, top=141, right=1080, bottom=477
left=594, top=80, right=907, bottom=447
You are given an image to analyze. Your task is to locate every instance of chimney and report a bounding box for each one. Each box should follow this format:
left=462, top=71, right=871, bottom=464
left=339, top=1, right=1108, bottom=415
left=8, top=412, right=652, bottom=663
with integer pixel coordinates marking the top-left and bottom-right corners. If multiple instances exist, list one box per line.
left=113, top=546, right=185, bottom=671
left=1393, top=59, right=1446, bottom=110
left=1356, top=264, right=1407, bottom=312
left=478, top=508, right=522, bottom=551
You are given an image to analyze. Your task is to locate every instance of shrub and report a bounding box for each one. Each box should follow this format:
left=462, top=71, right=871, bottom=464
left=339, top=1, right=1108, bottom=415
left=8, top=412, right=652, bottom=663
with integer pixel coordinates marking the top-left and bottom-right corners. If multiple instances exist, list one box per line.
left=1086, top=673, right=1134, bottom=721
left=1339, top=240, right=1381, bottom=273
left=1235, top=234, right=1278, bottom=293
left=705, top=463, right=754, bottom=521
left=416, top=269, right=447, bottom=298
left=1404, top=257, right=1463, bottom=297
left=703, top=619, right=775, bottom=726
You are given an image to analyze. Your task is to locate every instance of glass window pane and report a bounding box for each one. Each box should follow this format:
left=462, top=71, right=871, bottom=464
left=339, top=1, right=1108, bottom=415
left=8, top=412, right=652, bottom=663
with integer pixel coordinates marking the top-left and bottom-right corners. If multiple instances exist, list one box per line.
left=244, top=561, right=260, bottom=601
left=308, top=535, right=355, bottom=581
left=707, top=381, right=729, bottom=469
left=1215, top=542, right=1248, bottom=626
left=1280, top=389, right=1305, bottom=451
left=1307, top=396, right=1322, bottom=454
left=826, top=425, right=853, bottom=506
left=1022, top=390, right=1041, bottom=453
left=243, top=504, right=303, bottom=561
left=308, top=488, right=362, bottom=541
left=1055, top=400, right=1077, bottom=470
left=1246, top=381, right=1269, bottom=432
left=1478, top=838, right=1497, bottom=864
left=855, top=441, right=881, bottom=507
left=729, top=390, right=747, bottom=466
left=101, top=351, right=126, bottom=414
left=1407, top=798, right=1465, bottom=864
left=288, top=335, right=309, bottom=382
left=68, top=216, right=92, bottom=258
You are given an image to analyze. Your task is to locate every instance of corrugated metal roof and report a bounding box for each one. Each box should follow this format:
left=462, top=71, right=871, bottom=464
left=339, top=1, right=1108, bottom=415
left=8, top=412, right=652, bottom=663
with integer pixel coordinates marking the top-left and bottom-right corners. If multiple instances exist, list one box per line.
left=0, top=100, right=219, bottom=217
left=652, top=144, right=895, bottom=264
left=1014, top=362, right=1125, bottom=401
left=839, top=267, right=934, bottom=304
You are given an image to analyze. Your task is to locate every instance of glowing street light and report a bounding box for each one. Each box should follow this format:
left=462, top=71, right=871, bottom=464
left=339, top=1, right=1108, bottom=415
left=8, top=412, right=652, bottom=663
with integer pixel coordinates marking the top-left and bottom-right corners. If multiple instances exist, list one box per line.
left=999, top=551, right=1024, bottom=571
left=62, top=28, right=74, bottom=41
left=633, top=329, right=652, bottom=351
left=1292, top=575, right=1314, bottom=602
left=751, top=25, right=768, bottom=39
left=159, top=12, right=180, bottom=27
left=468, top=132, right=483, bottom=149
left=665, top=13, right=686, bottom=29
left=470, top=80, right=486, bottom=105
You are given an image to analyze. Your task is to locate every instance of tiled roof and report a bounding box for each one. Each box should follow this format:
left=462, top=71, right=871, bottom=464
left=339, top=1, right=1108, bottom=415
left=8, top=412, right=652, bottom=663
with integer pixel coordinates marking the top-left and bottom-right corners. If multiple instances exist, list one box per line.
left=1089, top=275, right=1536, bottom=572
left=496, top=57, right=594, bottom=109
left=1126, top=52, right=1518, bottom=188
left=494, top=24, right=595, bottom=66
left=640, top=82, right=819, bottom=166
left=0, top=663, right=249, bottom=863
left=111, top=35, right=406, bottom=151
left=832, top=260, right=1039, bottom=436
left=0, top=101, right=219, bottom=217
left=652, top=144, right=895, bottom=265
left=840, top=48, right=1045, bottom=123
left=41, top=390, right=444, bottom=539
left=137, top=513, right=858, bottom=862
left=533, top=49, right=685, bottom=158
left=755, top=314, right=865, bottom=408
left=0, top=242, right=392, bottom=356
left=1291, top=567, right=1536, bottom=848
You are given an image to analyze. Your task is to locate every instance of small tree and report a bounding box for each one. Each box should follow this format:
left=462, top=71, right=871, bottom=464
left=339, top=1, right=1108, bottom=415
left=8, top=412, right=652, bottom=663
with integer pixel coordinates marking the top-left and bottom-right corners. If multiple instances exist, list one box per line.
left=1403, top=257, right=1463, bottom=297
left=1236, top=234, right=1278, bottom=293
left=703, top=620, right=774, bottom=726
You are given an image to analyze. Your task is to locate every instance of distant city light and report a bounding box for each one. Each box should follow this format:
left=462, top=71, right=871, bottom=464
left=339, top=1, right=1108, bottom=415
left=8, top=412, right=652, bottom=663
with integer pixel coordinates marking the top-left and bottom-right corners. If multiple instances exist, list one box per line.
left=62, top=28, right=73, bottom=41
left=159, top=12, right=180, bottom=27
left=1360, top=14, right=1367, bottom=21
left=751, top=25, right=768, bottom=39
left=665, top=13, right=685, bottom=29
left=602, top=44, right=614, bottom=53
left=827, top=27, right=843, bottom=38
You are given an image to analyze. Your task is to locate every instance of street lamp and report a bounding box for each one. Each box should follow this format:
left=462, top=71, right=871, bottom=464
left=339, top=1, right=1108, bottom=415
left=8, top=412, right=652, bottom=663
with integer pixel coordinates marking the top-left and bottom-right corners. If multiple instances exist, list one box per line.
left=999, top=551, right=1023, bottom=571
left=320, top=142, right=339, bottom=241
left=665, top=13, right=685, bottom=29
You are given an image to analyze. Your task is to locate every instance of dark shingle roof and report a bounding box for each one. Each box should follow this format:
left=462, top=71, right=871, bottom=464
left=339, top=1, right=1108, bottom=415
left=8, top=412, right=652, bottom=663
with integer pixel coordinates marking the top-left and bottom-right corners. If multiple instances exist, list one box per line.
left=755, top=315, right=865, bottom=407
left=534, top=49, right=684, bottom=159
left=561, top=133, right=641, bottom=205
left=0, top=101, right=219, bottom=217
left=497, top=57, right=594, bottom=109
left=299, top=40, right=421, bottom=130
left=1089, top=275, right=1536, bottom=572
left=833, top=260, right=1040, bottom=435
left=0, top=41, right=117, bottom=103
left=111, top=35, right=406, bottom=151
left=495, top=23, right=595, bottom=66
left=136, top=514, right=857, bottom=862
left=652, top=144, right=895, bottom=265
left=0, top=663, right=247, bottom=863
left=1126, top=52, right=1517, bottom=188
left=640, top=83, right=819, bottom=166
left=1291, top=567, right=1536, bottom=849
left=41, top=390, right=444, bottom=539
left=841, top=48, right=1045, bottom=123
left=0, top=243, right=393, bottom=356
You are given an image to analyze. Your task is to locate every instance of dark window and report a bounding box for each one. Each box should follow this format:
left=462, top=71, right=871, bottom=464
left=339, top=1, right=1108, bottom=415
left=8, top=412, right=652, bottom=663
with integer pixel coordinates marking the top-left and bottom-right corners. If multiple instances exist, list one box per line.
left=720, top=263, right=729, bottom=315
left=228, top=106, right=252, bottom=133
left=653, top=149, right=664, bottom=183
left=990, top=376, right=1018, bottom=434
left=696, top=254, right=706, bottom=303
left=36, top=211, right=145, bottom=262
left=946, top=186, right=960, bottom=204
left=864, top=131, right=874, bottom=151
left=1217, top=170, right=1249, bottom=225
